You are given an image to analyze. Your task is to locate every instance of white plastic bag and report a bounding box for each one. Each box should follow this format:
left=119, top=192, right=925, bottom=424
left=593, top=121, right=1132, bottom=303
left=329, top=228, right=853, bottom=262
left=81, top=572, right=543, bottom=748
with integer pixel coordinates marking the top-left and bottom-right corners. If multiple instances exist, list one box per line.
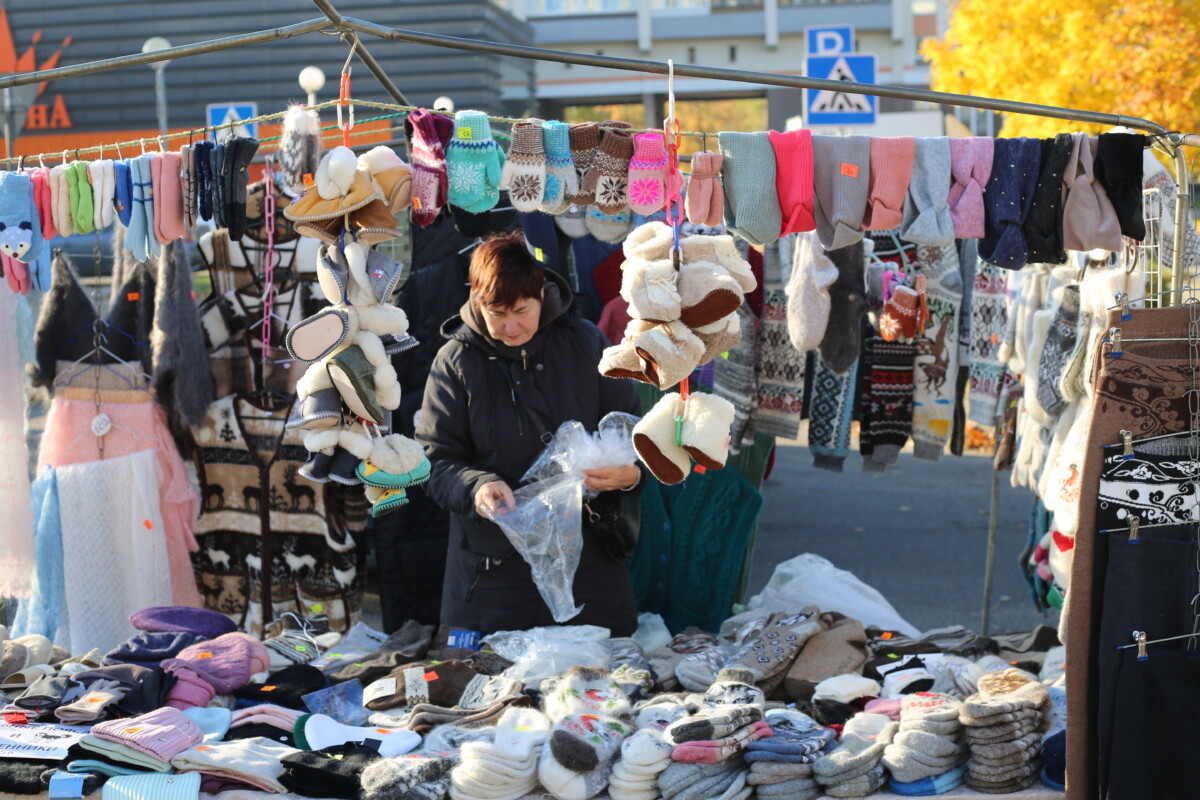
left=632, top=612, right=673, bottom=653
left=483, top=625, right=612, bottom=684
left=743, top=554, right=921, bottom=638
left=484, top=412, right=639, bottom=622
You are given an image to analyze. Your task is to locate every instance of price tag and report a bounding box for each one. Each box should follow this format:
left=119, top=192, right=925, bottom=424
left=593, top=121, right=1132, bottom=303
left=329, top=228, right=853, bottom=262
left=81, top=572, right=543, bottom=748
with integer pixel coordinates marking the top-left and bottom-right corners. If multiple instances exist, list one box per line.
left=302, top=173, right=314, bottom=187
left=362, top=677, right=397, bottom=706
left=840, top=163, right=859, bottom=178
left=458, top=127, right=473, bottom=140
left=197, top=652, right=213, bottom=659
left=261, top=686, right=276, bottom=692
left=91, top=413, right=112, bottom=437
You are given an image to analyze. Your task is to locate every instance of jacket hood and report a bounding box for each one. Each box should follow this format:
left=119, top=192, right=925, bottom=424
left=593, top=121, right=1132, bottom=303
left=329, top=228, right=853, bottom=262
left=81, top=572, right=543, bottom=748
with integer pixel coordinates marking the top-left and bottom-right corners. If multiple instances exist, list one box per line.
left=440, top=268, right=574, bottom=358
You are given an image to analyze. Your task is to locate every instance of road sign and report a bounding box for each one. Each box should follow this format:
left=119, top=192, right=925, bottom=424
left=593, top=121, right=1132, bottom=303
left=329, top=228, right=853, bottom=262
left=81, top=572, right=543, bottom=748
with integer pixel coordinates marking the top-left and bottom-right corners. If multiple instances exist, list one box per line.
left=805, top=25, right=854, bottom=56
left=805, top=54, right=876, bottom=126
left=206, top=103, right=258, bottom=142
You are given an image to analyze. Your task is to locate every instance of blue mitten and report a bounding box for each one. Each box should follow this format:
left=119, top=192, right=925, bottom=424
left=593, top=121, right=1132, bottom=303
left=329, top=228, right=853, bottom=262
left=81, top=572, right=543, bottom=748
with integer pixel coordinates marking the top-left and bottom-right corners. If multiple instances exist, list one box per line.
left=113, top=159, right=133, bottom=227
left=446, top=110, right=505, bottom=214
left=29, top=248, right=51, bottom=291
left=125, top=155, right=154, bottom=261
left=0, top=172, right=44, bottom=264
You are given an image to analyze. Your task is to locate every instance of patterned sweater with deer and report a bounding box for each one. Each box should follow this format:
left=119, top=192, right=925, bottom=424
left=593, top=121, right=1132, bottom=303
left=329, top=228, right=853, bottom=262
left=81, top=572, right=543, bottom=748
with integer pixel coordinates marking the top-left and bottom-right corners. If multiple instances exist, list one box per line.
left=191, top=395, right=362, bottom=636
left=910, top=243, right=963, bottom=461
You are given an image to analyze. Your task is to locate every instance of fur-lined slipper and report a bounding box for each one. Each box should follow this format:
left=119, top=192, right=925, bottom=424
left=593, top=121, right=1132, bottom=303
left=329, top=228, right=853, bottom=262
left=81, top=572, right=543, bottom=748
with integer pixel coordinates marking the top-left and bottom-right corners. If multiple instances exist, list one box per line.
left=623, top=220, right=675, bottom=261
left=356, top=434, right=431, bottom=489
left=381, top=333, right=419, bottom=355
left=344, top=241, right=406, bottom=306
left=287, top=307, right=355, bottom=364
left=359, top=145, right=413, bottom=213
left=677, top=262, right=743, bottom=328
left=328, top=345, right=385, bottom=424
left=349, top=197, right=403, bottom=244
left=681, top=233, right=757, bottom=293
left=367, top=486, right=409, bottom=518
left=620, top=256, right=681, bottom=323
left=599, top=342, right=651, bottom=383
left=694, top=313, right=742, bottom=366
left=633, top=393, right=692, bottom=485
left=327, top=448, right=364, bottom=486
left=634, top=321, right=705, bottom=390
left=299, top=450, right=335, bottom=483
left=286, top=387, right=344, bottom=430
left=316, top=243, right=350, bottom=304
left=680, top=393, right=735, bottom=470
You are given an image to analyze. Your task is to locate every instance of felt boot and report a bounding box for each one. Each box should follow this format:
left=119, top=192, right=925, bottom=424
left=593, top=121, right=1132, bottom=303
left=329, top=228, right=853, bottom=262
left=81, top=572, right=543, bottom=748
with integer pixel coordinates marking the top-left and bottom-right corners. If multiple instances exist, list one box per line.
left=679, top=393, right=735, bottom=470
left=677, top=261, right=743, bottom=328
left=632, top=393, right=692, bottom=485
left=694, top=313, right=741, bottom=367
left=620, top=257, right=681, bottom=323
left=634, top=321, right=704, bottom=390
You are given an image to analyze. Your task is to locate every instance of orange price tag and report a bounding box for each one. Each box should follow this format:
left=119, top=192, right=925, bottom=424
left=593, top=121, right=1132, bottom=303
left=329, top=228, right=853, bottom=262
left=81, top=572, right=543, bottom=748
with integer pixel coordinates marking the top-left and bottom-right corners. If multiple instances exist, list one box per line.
left=881, top=632, right=893, bottom=640
left=124, top=727, right=142, bottom=733
left=143, top=519, right=153, bottom=530
left=261, top=685, right=277, bottom=692
left=840, top=163, right=859, bottom=178
left=127, top=292, right=140, bottom=301
left=197, top=652, right=213, bottom=659
left=374, top=729, right=391, bottom=735
left=88, top=697, right=103, bottom=703
left=196, top=746, right=211, bottom=751
left=412, top=196, right=422, bottom=210
left=302, top=173, right=314, bottom=187
left=423, top=671, right=439, bottom=682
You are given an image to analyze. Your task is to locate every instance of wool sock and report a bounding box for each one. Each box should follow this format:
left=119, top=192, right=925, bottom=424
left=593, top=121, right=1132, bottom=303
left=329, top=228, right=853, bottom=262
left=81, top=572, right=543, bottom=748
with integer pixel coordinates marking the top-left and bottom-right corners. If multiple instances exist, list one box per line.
left=818, top=240, right=867, bottom=374
left=750, top=759, right=818, bottom=779
left=808, top=352, right=860, bottom=472
left=125, top=154, right=152, bottom=261
left=825, top=762, right=887, bottom=797
left=889, top=762, right=967, bottom=796
left=813, top=714, right=895, bottom=783
left=583, top=127, right=635, bottom=214
left=753, top=776, right=819, bottom=800
left=862, top=335, right=915, bottom=466
left=718, top=131, right=782, bottom=245
left=657, top=759, right=738, bottom=797
left=627, top=133, right=668, bottom=215
left=702, top=667, right=765, bottom=709
left=668, top=705, right=763, bottom=745
left=1034, top=284, right=1080, bottom=418
left=910, top=243, right=963, bottom=461
left=670, top=719, right=772, bottom=763
left=361, top=753, right=455, bottom=800
left=540, top=120, right=577, bottom=215
left=499, top=120, right=546, bottom=213
left=566, top=122, right=603, bottom=206
left=538, top=713, right=631, bottom=800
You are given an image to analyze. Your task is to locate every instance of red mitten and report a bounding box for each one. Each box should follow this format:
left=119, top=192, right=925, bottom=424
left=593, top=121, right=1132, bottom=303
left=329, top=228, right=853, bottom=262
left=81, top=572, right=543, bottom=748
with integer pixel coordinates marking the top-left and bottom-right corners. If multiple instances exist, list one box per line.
left=686, top=151, right=724, bottom=227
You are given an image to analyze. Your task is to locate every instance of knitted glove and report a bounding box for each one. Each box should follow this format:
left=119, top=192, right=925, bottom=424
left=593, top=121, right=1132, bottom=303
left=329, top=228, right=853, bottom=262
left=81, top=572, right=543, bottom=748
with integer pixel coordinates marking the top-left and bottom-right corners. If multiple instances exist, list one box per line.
left=125, top=154, right=154, bottom=261
left=405, top=109, right=454, bottom=227
left=66, top=160, right=95, bottom=235
left=180, top=145, right=197, bottom=229
left=193, top=140, right=215, bottom=222
left=49, top=163, right=72, bottom=237
left=88, top=160, right=115, bottom=231
left=627, top=132, right=668, bottom=215
left=152, top=152, right=184, bottom=245
left=900, top=137, right=955, bottom=246
left=539, top=120, right=577, bottom=215
left=113, top=160, right=132, bottom=228
left=567, top=122, right=603, bottom=206
left=209, top=142, right=227, bottom=228
left=499, top=119, right=547, bottom=213
left=583, top=126, right=634, bottom=214
left=31, top=166, right=54, bottom=241
left=686, top=151, right=724, bottom=227
left=446, top=110, right=506, bottom=214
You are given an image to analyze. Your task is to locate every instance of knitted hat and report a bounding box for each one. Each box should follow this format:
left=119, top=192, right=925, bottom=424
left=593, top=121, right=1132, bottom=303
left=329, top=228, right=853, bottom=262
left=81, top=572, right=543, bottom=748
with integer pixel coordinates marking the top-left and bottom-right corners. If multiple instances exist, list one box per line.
left=182, top=706, right=232, bottom=742
left=234, top=664, right=327, bottom=710
left=768, top=129, right=816, bottom=235
left=131, top=606, right=235, bottom=639
left=0, top=172, right=44, bottom=264
left=1094, top=132, right=1147, bottom=241
left=101, top=772, right=201, bottom=800
left=811, top=135, right=870, bottom=251
left=863, top=137, right=915, bottom=231
left=947, top=137, right=993, bottom=238
left=168, top=737, right=299, bottom=794
left=92, top=706, right=205, bottom=762
left=979, top=137, right=1042, bottom=269
left=295, top=713, right=422, bottom=758
left=718, top=131, right=783, bottom=245
left=1062, top=133, right=1123, bottom=254
left=900, top=136, right=954, bottom=246
left=163, top=632, right=270, bottom=693
left=280, top=744, right=383, bottom=800
left=1023, top=134, right=1074, bottom=265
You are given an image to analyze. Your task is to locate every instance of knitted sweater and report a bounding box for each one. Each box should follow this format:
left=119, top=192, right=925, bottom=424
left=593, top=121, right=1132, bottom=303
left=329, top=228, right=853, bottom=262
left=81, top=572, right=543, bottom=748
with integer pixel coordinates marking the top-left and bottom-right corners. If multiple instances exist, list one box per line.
left=911, top=243, right=963, bottom=460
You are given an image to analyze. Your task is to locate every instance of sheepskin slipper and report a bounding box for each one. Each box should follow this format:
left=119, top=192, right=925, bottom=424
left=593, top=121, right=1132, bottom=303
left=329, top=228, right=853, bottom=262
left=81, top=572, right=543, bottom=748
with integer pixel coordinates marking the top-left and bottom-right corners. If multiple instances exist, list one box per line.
left=286, top=307, right=355, bottom=364
left=318, top=146, right=359, bottom=199
left=677, top=262, right=743, bottom=328
left=366, top=485, right=409, bottom=518
left=694, top=312, right=742, bottom=366
left=623, top=220, right=676, bottom=261
left=620, top=256, right=681, bottom=323
left=358, top=145, right=413, bottom=213
left=680, top=393, right=735, bottom=470
left=286, top=386, right=344, bottom=431
left=633, top=393, right=692, bottom=485
left=328, top=345, right=385, bottom=425
left=356, top=434, right=431, bottom=489
left=681, top=234, right=757, bottom=293
left=634, top=321, right=705, bottom=390
left=599, top=342, right=651, bottom=383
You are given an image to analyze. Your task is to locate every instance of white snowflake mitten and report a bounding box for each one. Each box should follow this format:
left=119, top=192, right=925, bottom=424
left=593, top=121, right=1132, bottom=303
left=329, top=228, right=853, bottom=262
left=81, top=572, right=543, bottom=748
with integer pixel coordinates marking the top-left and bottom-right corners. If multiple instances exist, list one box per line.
left=500, top=119, right=547, bottom=213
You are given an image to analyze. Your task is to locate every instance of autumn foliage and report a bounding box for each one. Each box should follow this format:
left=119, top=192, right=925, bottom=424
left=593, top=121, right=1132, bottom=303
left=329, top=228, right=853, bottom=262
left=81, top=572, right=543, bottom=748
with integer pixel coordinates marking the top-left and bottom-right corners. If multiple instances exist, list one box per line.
left=924, top=0, right=1200, bottom=138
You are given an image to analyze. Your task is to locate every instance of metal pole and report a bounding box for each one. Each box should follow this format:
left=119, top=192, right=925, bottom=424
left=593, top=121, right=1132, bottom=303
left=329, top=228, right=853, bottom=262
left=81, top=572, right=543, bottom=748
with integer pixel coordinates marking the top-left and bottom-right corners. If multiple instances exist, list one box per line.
left=341, top=15, right=1169, bottom=137
left=981, top=466, right=1000, bottom=636
left=2, top=88, right=12, bottom=160
left=153, top=66, right=168, bottom=136
left=308, top=0, right=410, bottom=106
left=0, top=19, right=330, bottom=91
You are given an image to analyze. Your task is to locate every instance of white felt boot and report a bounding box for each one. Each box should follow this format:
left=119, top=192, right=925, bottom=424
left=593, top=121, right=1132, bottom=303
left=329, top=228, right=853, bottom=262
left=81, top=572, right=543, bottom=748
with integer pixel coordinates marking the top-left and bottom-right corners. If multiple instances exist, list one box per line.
left=633, top=393, right=692, bottom=485
left=680, top=393, right=735, bottom=470
left=620, top=257, right=681, bottom=323
left=677, top=261, right=744, bottom=328
left=633, top=321, right=704, bottom=390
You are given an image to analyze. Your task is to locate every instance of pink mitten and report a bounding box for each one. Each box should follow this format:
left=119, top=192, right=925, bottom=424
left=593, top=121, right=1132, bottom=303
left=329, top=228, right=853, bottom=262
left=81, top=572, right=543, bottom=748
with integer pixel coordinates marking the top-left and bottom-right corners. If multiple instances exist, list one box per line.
left=627, top=132, right=667, bottom=215
left=686, top=151, right=724, bottom=227
left=406, top=109, right=454, bottom=227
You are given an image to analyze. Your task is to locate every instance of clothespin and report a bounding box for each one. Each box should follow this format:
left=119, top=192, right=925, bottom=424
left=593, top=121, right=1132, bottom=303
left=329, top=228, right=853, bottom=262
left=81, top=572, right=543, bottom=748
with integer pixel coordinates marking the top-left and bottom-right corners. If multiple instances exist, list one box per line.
left=1108, top=327, right=1124, bottom=358
left=1116, top=291, right=1131, bottom=322
left=1134, top=631, right=1148, bottom=661
left=1120, top=430, right=1134, bottom=460
left=1127, top=515, right=1140, bottom=544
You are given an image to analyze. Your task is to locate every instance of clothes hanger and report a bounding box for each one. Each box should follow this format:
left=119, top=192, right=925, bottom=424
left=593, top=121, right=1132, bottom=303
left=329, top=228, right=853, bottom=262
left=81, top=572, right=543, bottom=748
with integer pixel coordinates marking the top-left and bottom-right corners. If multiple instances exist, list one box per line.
left=50, top=412, right=163, bottom=460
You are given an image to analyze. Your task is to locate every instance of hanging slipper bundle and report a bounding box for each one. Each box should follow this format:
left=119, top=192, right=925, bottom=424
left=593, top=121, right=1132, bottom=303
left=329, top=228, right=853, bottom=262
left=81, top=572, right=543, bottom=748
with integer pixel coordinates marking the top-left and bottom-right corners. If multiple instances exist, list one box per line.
left=632, top=392, right=735, bottom=485
left=282, top=144, right=410, bottom=244
left=599, top=220, right=757, bottom=390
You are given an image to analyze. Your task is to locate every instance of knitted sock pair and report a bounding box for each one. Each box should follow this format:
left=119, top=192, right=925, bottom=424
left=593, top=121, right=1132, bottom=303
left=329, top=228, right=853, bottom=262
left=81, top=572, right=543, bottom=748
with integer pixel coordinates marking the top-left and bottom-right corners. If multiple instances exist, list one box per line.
left=449, top=707, right=550, bottom=800
left=671, top=720, right=772, bottom=763
left=812, top=713, right=896, bottom=788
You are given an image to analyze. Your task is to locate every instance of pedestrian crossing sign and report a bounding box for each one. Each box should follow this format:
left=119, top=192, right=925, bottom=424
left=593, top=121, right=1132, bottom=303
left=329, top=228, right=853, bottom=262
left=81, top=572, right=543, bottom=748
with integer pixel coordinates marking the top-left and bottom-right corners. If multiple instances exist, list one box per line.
left=805, top=54, right=877, bottom=126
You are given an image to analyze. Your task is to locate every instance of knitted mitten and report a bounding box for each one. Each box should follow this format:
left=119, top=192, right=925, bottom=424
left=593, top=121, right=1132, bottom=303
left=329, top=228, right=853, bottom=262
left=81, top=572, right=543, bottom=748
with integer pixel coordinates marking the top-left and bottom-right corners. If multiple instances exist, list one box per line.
left=49, top=163, right=73, bottom=237
left=627, top=133, right=668, bottom=215
left=786, top=230, right=839, bottom=353
left=541, top=120, right=578, bottom=215
left=179, top=146, right=197, bottom=229
left=567, top=122, right=603, bottom=206
left=88, top=160, right=115, bottom=231
left=406, top=109, right=454, bottom=227
left=31, top=165, right=55, bottom=241
left=447, top=110, right=506, bottom=214
left=811, top=135, right=870, bottom=252
left=67, top=160, right=95, bottom=235
left=152, top=152, right=184, bottom=245
left=686, top=151, right=724, bottom=227
left=900, top=137, right=955, bottom=246
left=818, top=241, right=867, bottom=374
left=279, top=105, right=322, bottom=195
left=125, top=155, right=152, bottom=261
left=500, top=119, right=547, bottom=213
left=583, top=127, right=635, bottom=214
left=224, top=137, right=259, bottom=242
left=718, top=131, right=783, bottom=246
left=878, top=284, right=924, bottom=343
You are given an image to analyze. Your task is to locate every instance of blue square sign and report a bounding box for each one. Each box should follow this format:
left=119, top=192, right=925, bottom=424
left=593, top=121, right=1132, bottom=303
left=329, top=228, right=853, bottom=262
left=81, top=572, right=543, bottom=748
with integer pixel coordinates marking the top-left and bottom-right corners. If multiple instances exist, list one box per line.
left=806, top=25, right=854, bottom=56
left=206, top=103, right=258, bottom=141
left=805, top=54, right=877, bottom=126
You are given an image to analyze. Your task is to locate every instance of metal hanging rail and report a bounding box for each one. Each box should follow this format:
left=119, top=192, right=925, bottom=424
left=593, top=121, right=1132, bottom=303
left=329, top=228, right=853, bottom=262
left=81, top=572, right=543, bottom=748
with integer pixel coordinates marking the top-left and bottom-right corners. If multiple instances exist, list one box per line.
left=0, top=5, right=1190, bottom=292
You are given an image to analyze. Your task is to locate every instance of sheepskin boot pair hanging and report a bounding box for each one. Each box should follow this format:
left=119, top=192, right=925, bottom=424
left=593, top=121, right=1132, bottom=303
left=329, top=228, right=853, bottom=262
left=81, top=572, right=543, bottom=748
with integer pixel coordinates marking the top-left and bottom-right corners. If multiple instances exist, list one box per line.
left=600, top=221, right=757, bottom=390
left=283, top=145, right=411, bottom=243
left=632, top=392, right=736, bottom=485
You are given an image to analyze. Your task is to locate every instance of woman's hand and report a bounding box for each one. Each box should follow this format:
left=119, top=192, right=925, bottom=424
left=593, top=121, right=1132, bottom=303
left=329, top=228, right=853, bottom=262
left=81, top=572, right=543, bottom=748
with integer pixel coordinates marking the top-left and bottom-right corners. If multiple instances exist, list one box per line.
left=582, top=465, right=641, bottom=492
left=475, top=481, right=515, bottom=517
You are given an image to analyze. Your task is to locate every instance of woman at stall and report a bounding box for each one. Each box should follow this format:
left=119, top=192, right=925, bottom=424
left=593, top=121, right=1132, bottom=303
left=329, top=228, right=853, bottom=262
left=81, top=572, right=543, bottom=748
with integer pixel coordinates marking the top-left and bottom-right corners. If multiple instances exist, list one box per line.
left=417, top=231, right=643, bottom=637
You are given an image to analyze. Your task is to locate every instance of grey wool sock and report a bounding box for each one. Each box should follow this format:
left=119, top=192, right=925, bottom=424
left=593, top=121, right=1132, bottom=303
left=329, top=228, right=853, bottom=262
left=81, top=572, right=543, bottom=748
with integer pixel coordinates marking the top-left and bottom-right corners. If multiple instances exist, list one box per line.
left=361, top=754, right=454, bottom=800
left=664, top=767, right=739, bottom=800
left=899, top=716, right=961, bottom=736
left=965, top=768, right=1043, bottom=794
left=882, top=743, right=968, bottom=784
left=753, top=776, right=819, bottom=799
left=813, top=715, right=895, bottom=783
left=668, top=705, right=763, bottom=744
left=658, top=760, right=738, bottom=798
left=718, top=131, right=783, bottom=246
left=891, top=728, right=963, bottom=757
left=967, top=756, right=1044, bottom=784
left=968, top=731, right=1042, bottom=765
left=749, top=760, right=814, bottom=780
left=900, top=137, right=955, bottom=246
left=817, top=239, right=867, bottom=375
left=812, top=135, right=870, bottom=252
left=824, top=762, right=886, bottom=797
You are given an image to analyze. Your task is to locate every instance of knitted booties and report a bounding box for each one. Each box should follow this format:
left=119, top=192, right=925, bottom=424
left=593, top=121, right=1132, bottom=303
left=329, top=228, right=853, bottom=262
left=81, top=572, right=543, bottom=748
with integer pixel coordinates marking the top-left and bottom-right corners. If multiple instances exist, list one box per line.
left=634, top=321, right=704, bottom=390
left=621, top=257, right=681, bottom=323
left=679, top=393, right=735, bottom=471
left=599, top=320, right=656, bottom=383
left=680, top=233, right=757, bottom=294
left=623, top=220, right=675, bottom=261
left=677, top=261, right=743, bottom=328
left=686, top=152, right=724, bottom=227
left=693, top=313, right=741, bottom=367
left=633, top=393, right=691, bottom=485
left=356, top=434, right=431, bottom=489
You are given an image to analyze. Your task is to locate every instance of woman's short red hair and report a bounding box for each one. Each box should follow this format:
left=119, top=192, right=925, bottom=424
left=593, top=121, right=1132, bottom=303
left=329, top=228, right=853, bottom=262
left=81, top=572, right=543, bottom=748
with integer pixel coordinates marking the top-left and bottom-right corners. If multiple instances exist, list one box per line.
left=468, top=231, right=545, bottom=308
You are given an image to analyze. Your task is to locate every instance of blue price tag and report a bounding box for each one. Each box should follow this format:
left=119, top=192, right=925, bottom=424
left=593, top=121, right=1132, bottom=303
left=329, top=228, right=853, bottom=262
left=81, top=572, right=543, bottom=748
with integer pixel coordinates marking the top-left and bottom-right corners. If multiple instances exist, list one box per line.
left=49, top=772, right=85, bottom=799
left=447, top=629, right=481, bottom=650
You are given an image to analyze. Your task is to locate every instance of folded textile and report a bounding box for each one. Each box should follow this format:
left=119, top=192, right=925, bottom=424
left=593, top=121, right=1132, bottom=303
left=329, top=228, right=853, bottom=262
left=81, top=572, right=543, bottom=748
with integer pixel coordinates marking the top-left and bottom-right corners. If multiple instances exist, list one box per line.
left=234, top=664, right=326, bottom=710
left=101, top=771, right=201, bottom=800
left=79, top=735, right=173, bottom=773
left=279, top=743, right=383, bottom=799
left=888, top=762, right=968, bottom=796
left=93, top=706, right=204, bottom=762
left=170, top=738, right=300, bottom=794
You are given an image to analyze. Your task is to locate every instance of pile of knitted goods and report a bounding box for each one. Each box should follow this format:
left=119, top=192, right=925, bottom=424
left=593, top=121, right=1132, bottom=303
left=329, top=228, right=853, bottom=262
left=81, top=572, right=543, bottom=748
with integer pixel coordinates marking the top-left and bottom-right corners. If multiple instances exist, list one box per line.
left=813, top=712, right=897, bottom=797
left=744, top=708, right=837, bottom=800
left=959, top=669, right=1052, bottom=794
left=881, top=693, right=969, bottom=795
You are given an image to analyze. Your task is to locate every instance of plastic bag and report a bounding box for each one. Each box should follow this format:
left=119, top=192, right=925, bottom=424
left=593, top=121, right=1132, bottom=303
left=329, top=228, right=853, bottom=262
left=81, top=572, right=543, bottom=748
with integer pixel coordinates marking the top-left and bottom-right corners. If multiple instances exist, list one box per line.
left=484, top=412, right=639, bottom=622
left=483, top=625, right=612, bottom=684
left=743, top=553, right=921, bottom=638
left=303, top=680, right=367, bottom=726
left=632, top=612, right=673, bottom=653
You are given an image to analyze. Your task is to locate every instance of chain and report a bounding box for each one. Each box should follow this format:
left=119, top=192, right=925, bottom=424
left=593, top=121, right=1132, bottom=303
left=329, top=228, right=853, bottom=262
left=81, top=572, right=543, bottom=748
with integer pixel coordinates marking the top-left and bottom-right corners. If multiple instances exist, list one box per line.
left=91, top=230, right=106, bottom=461
left=261, top=154, right=277, bottom=379
left=1188, top=299, right=1200, bottom=650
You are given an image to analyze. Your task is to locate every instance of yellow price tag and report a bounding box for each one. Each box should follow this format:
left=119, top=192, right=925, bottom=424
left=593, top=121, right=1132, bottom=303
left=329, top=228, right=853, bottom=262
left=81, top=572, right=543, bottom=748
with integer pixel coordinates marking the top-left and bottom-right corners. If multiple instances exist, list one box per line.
left=534, top=247, right=545, bottom=262
left=458, top=127, right=473, bottom=140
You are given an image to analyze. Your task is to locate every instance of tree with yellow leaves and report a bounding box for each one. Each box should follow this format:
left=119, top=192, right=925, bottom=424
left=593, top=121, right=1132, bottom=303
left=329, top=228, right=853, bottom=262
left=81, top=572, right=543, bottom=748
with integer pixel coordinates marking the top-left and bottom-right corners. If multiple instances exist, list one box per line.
left=924, top=0, right=1200, bottom=139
